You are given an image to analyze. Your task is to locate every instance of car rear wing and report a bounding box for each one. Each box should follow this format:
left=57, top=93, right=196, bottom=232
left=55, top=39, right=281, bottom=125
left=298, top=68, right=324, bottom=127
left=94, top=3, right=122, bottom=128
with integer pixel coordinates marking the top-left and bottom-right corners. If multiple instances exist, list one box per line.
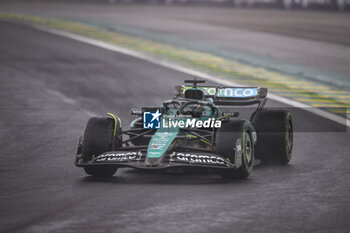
left=213, top=87, right=267, bottom=106
left=181, top=86, right=267, bottom=106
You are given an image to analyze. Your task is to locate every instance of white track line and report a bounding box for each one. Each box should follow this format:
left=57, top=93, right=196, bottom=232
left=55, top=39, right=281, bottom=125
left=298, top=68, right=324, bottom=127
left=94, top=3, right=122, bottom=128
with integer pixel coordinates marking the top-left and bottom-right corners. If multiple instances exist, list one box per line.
left=47, top=89, right=96, bottom=117
left=32, top=24, right=349, bottom=128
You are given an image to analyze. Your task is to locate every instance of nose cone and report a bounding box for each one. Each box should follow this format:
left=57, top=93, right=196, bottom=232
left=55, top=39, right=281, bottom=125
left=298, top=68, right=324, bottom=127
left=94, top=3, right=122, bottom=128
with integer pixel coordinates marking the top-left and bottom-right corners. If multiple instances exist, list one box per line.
left=146, top=128, right=179, bottom=166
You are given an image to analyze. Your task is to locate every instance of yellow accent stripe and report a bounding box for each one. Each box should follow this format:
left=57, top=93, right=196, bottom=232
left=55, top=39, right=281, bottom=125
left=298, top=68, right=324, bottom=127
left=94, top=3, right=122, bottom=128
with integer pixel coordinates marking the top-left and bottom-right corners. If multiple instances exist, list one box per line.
left=185, top=135, right=213, bottom=146
left=217, top=116, right=227, bottom=120
left=107, top=113, right=118, bottom=137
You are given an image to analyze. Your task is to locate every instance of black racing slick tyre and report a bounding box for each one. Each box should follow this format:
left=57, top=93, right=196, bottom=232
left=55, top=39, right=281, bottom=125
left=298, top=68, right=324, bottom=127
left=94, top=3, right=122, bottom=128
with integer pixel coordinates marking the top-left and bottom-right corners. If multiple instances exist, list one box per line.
left=215, top=120, right=254, bottom=179
left=82, top=117, right=121, bottom=177
left=252, top=110, right=293, bottom=165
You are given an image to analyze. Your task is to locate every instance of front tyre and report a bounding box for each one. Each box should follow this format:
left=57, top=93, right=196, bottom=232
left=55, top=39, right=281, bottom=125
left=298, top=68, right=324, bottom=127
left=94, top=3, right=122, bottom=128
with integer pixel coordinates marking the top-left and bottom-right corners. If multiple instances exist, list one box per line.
left=215, top=120, right=254, bottom=179
left=82, top=117, right=121, bottom=177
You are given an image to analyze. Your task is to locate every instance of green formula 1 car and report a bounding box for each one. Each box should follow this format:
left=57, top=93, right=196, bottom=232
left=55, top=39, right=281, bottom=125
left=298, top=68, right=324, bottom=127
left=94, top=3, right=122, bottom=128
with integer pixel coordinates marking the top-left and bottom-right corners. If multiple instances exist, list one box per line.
left=75, top=79, right=293, bottom=179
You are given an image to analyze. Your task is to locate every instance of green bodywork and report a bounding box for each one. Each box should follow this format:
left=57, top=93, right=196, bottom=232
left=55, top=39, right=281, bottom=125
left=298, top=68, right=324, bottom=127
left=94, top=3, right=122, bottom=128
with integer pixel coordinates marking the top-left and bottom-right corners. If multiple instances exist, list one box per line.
left=147, top=127, right=179, bottom=158
left=129, top=86, right=258, bottom=160
left=145, top=87, right=220, bottom=159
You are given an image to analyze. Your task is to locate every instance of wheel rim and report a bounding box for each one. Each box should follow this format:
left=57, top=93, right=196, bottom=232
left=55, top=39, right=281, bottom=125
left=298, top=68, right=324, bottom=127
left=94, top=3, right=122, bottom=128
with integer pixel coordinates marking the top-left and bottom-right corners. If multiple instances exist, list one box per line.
left=244, top=133, right=253, bottom=166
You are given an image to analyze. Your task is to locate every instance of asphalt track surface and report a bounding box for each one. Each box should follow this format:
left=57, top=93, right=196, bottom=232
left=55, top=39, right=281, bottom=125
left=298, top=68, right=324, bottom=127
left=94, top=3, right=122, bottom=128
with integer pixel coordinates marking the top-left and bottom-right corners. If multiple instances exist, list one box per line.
left=1, top=21, right=350, bottom=233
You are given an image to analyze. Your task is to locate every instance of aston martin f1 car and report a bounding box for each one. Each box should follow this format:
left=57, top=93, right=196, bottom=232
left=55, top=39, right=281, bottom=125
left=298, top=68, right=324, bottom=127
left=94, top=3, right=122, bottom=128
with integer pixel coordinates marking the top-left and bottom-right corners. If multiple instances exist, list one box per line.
left=75, top=79, right=293, bottom=179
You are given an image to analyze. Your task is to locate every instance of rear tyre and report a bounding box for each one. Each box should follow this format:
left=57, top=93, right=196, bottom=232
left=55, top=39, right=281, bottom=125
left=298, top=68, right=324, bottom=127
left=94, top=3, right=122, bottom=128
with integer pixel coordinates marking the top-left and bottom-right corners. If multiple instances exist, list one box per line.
left=252, top=110, right=293, bottom=165
left=82, top=117, right=121, bottom=177
left=215, top=120, right=254, bottom=179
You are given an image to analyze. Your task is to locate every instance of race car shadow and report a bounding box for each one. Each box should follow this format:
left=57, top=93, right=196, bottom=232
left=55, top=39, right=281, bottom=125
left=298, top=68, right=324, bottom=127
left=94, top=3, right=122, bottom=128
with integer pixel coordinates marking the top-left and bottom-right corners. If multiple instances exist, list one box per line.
left=79, top=162, right=294, bottom=185
left=80, top=168, right=252, bottom=185
left=254, top=161, right=294, bottom=170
